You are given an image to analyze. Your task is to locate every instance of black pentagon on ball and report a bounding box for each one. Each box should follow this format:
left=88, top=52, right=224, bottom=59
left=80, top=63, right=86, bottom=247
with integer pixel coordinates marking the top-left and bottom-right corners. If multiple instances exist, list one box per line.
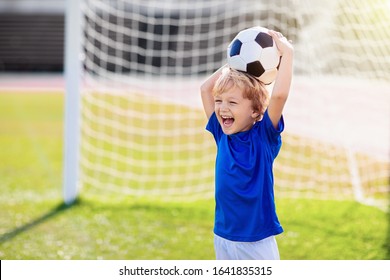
left=229, top=39, right=242, bottom=57
left=246, top=61, right=265, bottom=77
left=255, top=32, right=273, bottom=48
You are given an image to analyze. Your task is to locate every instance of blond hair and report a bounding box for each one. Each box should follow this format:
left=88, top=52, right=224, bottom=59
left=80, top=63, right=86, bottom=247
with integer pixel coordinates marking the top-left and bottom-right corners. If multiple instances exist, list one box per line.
left=212, top=67, right=269, bottom=119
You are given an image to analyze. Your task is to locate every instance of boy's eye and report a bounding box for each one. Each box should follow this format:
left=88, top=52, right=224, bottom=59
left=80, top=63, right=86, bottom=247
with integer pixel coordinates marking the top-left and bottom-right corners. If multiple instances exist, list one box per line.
left=229, top=101, right=237, bottom=105
left=215, top=99, right=222, bottom=104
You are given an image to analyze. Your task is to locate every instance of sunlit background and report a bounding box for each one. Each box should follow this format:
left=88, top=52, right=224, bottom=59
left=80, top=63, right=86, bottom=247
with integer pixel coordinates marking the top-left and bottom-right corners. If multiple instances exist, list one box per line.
left=0, top=0, right=389, bottom=260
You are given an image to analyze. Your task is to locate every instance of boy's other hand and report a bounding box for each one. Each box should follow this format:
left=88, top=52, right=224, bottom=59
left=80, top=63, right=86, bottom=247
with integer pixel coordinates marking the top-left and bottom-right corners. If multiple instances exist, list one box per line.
left=268, top=30, right=294, bottom=57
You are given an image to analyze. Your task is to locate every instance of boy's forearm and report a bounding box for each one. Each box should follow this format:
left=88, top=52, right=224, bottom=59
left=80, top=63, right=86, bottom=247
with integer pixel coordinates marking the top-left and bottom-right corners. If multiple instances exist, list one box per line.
left=201, top=64, right=226, bottom=119
left=201, top=64, right=226, bottom=94
left=267, top=49, right=293, bottom=128
left=272, top=52, right=293, bottom=100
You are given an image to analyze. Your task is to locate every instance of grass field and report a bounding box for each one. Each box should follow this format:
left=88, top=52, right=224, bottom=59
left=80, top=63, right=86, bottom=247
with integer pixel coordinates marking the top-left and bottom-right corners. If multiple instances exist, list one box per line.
left=0, top=91, right=389, bottom=260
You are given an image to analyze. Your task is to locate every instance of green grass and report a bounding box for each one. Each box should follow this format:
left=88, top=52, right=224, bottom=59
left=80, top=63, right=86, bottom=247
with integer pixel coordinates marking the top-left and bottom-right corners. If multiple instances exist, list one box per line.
left=0, top=91, right=389, bottom=260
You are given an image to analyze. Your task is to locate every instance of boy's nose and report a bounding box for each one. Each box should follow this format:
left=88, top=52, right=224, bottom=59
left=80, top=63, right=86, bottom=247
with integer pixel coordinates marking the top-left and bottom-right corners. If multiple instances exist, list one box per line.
left=220, top=102, right=228, bottom=111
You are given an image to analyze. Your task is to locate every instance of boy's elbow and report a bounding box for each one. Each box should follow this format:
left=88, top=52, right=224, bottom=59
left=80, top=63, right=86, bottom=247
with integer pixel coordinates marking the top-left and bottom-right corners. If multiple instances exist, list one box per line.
left=272, top=91, right=289, bottom=102
left=200, top=84, right=206, bottom=94
left=200, top=83, right=211, bottom=95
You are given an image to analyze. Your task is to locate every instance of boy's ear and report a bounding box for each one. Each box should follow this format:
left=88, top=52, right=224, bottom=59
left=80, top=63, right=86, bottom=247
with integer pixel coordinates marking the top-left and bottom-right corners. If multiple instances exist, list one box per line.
left=252, top=111, right=260, bottom=120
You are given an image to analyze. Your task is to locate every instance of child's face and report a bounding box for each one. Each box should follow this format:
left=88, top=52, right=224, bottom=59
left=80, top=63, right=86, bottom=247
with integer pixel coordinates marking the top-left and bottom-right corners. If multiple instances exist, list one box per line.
left=214, top=86, right=259, bottom=135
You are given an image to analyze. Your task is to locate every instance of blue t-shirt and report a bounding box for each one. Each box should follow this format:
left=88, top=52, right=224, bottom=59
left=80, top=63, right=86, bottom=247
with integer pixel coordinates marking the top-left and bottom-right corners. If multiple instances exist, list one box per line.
left=206, top=110, right=284, bottom=242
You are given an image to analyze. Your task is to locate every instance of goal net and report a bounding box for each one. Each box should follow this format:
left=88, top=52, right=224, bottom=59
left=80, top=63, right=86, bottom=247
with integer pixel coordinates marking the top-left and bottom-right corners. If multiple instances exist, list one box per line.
left=69, top=0, right=390, bottom=209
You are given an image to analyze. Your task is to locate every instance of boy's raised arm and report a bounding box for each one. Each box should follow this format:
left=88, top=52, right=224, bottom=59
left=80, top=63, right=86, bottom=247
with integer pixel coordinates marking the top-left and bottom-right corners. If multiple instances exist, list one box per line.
left=267, top=31, right=294, bottom=129
left=200, top=65, right=226, bottom=119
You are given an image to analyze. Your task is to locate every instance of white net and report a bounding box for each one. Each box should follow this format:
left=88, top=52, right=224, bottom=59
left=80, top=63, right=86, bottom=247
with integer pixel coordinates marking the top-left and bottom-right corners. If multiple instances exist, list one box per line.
left=77, top=0, right=390, bottom=208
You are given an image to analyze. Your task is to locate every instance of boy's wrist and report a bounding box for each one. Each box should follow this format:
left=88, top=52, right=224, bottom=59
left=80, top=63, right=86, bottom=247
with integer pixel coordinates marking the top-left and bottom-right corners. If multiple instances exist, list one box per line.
left=281, top=47, right=294, bottom=58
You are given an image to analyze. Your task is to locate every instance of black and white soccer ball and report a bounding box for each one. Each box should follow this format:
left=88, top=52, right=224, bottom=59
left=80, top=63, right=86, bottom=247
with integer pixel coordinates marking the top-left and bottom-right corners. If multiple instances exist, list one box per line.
left=227, top=26, right=281, bottom=85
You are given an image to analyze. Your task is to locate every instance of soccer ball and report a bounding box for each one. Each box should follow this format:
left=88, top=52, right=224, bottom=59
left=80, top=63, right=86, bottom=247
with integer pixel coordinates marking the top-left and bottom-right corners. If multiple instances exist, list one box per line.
left=227, top=26, right=281, bottom=85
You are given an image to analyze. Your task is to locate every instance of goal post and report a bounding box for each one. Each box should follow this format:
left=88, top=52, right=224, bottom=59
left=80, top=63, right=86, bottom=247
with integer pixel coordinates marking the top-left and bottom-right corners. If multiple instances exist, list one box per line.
left=63, top=0, right=84, bottom=205
left=63, top=0, right=390, bottom=209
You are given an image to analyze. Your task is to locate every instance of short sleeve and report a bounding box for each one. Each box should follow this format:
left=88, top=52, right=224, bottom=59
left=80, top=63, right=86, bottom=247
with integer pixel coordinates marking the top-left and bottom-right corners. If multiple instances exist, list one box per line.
left=263, top=110, right=284, bottom=141
left=255, top=110, right=284, bottom=157
left=206, top=112, right=223, bottom=144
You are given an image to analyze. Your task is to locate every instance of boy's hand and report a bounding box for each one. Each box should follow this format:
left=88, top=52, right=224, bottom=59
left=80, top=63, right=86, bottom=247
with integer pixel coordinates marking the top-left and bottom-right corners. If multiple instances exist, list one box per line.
left=268, top=30, right=294, bottom=57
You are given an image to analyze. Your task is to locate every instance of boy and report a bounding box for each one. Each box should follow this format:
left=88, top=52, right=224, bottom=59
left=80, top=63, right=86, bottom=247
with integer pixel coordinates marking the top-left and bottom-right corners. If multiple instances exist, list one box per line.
left=200, top=30, right=293, bottom=260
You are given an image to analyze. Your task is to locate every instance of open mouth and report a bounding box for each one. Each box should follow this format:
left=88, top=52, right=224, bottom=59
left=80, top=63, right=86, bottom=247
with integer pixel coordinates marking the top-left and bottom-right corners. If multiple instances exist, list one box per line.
left=221, top=116, right=234, bottom=127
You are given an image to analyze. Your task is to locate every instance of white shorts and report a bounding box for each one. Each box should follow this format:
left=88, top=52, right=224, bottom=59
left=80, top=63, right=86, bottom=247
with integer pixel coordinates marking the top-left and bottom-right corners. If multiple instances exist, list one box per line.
left=214, top=234, right=280, bottom=260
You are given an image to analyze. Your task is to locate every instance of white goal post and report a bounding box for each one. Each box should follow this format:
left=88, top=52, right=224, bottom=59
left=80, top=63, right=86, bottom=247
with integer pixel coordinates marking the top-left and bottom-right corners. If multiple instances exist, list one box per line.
left=63, top=0, right=83, bottom=205
left=64, top=0, right=390, bottom=209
